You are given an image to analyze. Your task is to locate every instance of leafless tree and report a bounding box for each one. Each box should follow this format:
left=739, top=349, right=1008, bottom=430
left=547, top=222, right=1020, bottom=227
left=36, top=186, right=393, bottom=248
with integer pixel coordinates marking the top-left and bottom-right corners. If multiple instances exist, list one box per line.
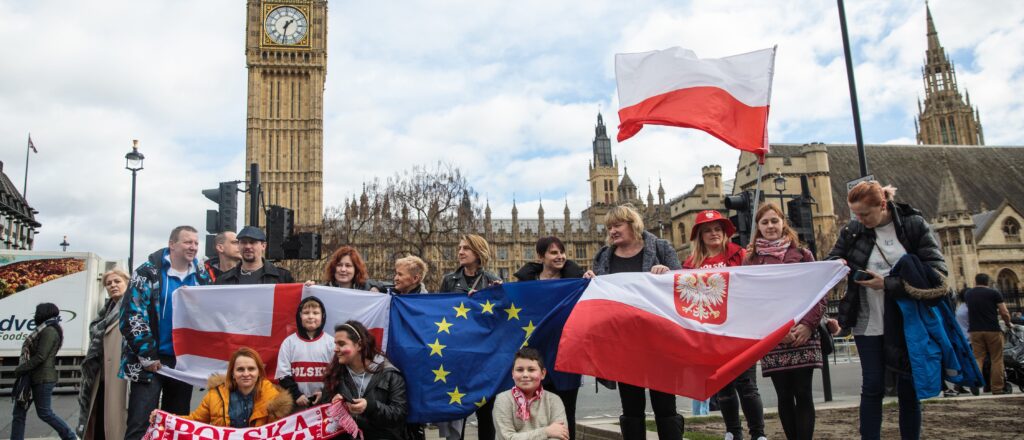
left=283, top=162, right=482, bottom=290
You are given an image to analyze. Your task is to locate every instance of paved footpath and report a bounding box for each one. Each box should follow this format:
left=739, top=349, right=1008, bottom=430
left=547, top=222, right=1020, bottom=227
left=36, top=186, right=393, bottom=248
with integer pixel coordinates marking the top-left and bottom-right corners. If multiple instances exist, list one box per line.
left=2, top=358, right=871, bottom=439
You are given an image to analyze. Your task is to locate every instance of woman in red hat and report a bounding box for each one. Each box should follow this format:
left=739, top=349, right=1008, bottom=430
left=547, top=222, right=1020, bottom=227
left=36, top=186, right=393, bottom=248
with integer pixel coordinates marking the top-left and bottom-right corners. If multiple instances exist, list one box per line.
left=684, top=210, right=765, bottom=440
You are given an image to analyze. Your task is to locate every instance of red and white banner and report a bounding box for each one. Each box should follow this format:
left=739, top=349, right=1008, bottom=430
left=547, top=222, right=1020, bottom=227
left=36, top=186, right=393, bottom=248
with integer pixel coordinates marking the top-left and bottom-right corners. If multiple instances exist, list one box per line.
left=143, top=401, right=361, bottom=440
left=556, top=261, right=847, bottom=400
left=161, top=284, right=391, bottom=387
left=615, top=46, right=776, bottom=155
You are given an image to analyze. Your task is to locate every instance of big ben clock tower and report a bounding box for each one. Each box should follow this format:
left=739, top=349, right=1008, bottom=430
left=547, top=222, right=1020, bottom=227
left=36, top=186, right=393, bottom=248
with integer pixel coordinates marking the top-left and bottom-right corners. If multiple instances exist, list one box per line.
left=244, top=0, right=326, bottom=228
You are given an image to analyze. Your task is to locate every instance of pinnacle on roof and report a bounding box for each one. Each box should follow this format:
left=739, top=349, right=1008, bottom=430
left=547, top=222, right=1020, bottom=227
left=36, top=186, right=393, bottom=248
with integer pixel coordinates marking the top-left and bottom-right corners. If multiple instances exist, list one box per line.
left=936, top=167, right=968, bottom=215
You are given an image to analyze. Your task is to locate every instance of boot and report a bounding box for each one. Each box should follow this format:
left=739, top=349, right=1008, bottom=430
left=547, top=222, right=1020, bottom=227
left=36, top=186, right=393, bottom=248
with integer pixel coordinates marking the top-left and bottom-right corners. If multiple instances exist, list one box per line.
left=619, top=415, right=647, bottom=440
left=654, top=414, right=684, bottom=440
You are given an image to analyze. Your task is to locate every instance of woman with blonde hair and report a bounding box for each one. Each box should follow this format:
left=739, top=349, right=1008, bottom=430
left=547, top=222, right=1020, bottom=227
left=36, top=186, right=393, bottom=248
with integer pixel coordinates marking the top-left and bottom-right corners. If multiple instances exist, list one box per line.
left=746, top=203, right=821, bottom=440
left=156, top=347, right=292, bottom=428
left=583, top=204, right=683, bottom=440
left=391, top=255, right=429, bottom=294
left=440, top=234, right=501, bottom=294
left=76, top=269, right=131, bottom=439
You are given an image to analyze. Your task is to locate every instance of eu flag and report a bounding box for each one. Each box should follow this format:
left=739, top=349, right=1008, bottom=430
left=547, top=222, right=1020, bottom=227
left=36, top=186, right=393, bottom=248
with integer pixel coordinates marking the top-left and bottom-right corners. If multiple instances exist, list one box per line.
left=387, top=278, right=588, bottom=423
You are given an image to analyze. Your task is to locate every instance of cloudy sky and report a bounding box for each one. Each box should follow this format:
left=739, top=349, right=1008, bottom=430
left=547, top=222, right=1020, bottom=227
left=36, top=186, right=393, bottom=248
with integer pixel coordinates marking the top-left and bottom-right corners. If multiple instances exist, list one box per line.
left=1, top=0, right=1021, bottom=264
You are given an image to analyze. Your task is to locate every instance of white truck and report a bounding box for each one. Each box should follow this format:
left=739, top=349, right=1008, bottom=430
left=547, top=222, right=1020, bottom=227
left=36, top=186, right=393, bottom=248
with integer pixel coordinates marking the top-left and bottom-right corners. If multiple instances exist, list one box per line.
left=0, top=250, right=119, bottom=391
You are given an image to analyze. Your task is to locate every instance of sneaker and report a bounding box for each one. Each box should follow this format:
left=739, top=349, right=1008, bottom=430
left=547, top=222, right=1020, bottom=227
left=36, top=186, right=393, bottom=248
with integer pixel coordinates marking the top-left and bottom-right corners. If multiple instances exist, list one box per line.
left=756, top=437, right=768, bottom=440
left=970, top=386, right=980, bottom=396
left=943, top=389, right=959, bottom=397
left=724, top=433, right=735, bottom=440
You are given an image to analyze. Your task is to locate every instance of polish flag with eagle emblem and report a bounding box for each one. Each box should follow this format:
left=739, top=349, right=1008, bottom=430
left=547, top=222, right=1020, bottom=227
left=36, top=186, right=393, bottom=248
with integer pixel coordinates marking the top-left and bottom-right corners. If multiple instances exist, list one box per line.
left=556, top=261, right=847, bottom=400
left=160, top=284, right=391, bottom=387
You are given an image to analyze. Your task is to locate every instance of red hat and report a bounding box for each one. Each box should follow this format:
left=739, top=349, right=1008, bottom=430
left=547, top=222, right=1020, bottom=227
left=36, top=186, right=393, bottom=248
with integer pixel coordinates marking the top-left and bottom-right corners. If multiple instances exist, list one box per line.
left=690, top=210, right=737, bottom=241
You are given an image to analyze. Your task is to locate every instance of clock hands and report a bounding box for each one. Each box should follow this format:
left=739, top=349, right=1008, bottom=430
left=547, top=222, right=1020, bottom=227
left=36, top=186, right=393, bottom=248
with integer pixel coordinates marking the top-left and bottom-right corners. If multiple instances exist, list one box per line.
left=283, top=18, right=294, bottom=34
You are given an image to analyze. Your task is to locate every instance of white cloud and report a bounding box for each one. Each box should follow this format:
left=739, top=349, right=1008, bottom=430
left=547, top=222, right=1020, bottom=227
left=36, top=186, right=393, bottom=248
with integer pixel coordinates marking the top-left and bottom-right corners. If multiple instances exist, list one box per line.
left=0, top=0, right=1019, bottom=267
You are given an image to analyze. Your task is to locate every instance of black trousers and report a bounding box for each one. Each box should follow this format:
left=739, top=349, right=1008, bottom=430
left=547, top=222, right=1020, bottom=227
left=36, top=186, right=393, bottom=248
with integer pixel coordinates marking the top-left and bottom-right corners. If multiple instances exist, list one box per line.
left=769, top=369, right=815, bottom=440
left=618, top=382, right=677, bottom=417
left=551, top=387, right=579, bottom=440
left=124, top=355, right=193, bottom=440
left=475, top=395, right=496, bottom=440
left=717, top=365, right=765, bottom=439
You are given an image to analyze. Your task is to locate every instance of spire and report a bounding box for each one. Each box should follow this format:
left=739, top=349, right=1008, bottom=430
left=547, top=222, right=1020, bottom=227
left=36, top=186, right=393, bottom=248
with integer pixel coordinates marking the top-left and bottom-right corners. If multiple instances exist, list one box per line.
left=537, top=198, right=545, bottom=216
left=511, top=197, right=518, bottom=217
left=936, top=167, right=968, bottom=216
left=592, top=112, right=613, bottom=167
left=484, top=198, right=491, bottom=217
left=926, top=3, right=940, bottom=53
left=563, top=199, right=571, bottom=216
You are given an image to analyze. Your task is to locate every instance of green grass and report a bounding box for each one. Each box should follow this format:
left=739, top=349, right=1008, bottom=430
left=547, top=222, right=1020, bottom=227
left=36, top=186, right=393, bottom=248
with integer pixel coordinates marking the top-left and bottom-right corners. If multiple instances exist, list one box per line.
left=684, top=433, right=725, bottom=440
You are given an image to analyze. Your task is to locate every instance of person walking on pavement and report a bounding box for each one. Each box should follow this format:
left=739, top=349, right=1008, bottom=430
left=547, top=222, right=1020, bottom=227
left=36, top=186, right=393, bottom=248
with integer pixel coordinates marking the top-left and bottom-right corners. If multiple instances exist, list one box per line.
left=10, top=303, right=77, bottom=440
left=965, top=273, right=1014, bottom=395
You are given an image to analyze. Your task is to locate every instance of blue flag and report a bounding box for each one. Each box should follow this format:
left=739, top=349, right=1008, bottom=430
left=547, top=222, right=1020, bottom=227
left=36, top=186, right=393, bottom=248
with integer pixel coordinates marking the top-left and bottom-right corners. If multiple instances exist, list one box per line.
left=387, top=278, right=588, bottom=423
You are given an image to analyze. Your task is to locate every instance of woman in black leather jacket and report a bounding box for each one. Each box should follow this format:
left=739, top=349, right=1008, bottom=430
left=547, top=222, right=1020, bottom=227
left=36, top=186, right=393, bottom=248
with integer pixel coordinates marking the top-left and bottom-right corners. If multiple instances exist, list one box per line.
left=324, top=320, right=409, bottom=439
left=827, top=181, right=946, bottom=440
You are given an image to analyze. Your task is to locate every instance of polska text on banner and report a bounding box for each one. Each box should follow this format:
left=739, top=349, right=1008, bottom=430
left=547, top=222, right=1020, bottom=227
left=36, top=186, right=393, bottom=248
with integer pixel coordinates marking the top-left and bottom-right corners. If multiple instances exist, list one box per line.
left=143, top=401, right=362, bottom=440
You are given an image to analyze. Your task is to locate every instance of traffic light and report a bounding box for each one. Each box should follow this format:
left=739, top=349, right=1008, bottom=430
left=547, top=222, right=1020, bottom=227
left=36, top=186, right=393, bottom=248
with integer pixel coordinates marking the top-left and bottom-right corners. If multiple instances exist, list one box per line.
left=724, top=190, right=755, bottom=246
left=202, top=182, right=239, bottom=256
left=788, top=176, right=818, bottom=254
left=266, top=205, right=295, bottom=260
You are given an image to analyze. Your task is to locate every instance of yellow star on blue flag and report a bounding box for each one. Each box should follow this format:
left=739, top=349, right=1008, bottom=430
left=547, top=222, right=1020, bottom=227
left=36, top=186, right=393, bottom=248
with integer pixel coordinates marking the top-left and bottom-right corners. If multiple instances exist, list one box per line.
left=387, top=279, right=588, bottom=423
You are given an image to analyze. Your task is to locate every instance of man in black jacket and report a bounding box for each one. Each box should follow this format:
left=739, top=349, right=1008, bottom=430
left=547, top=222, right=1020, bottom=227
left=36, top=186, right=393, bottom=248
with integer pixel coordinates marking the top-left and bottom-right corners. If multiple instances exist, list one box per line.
left=216, top=226, right=295, bottom=285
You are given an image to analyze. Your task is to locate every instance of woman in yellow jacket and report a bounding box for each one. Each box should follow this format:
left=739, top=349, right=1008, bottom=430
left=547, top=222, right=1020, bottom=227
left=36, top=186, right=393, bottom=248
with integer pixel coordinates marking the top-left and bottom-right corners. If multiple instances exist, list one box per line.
left=156, top=347, right=292, bottom=428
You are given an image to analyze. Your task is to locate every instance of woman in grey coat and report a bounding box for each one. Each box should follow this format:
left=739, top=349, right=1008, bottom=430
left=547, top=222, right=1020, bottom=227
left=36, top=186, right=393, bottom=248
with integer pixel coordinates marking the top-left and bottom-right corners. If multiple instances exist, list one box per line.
left=583, top=204, right=683, bottom=440
left=76, top=269, right=130, bottom=440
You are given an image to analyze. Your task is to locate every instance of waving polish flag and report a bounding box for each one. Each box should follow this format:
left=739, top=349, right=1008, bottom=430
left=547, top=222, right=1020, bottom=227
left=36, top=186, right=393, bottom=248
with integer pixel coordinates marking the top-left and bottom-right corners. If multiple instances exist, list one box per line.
left=556, top=261, right=847, bottom=400
left=161, top=284, right=391, bottom=387
left=615, top=46, right=776, bottom=156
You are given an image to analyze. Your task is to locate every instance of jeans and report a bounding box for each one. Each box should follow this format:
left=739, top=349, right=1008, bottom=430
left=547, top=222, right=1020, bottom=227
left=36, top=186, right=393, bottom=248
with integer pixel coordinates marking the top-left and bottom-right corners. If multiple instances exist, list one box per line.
left=11, top=382, right=76, bottom=440
left=855, top=335, right=920, bottom=440
left=691, top=398, right=709, bottom=416
left=769, top=369, right=814, bottom=440
left=717, top=365, right=765, bottom=439
left=124, top=356, right=193, bottom=440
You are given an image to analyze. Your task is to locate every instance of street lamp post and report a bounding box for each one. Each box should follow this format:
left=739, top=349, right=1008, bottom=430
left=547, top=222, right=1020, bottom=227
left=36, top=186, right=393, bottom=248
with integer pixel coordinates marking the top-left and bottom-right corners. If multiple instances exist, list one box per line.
left=125, top=140, right=145, bottom=271
left=774, top=173, right=788, bottom=216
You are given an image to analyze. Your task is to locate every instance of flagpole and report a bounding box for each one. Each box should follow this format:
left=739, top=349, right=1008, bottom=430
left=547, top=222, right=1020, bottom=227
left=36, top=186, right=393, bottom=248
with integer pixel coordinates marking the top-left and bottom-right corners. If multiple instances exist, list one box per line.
left=23, top=133, right=30, bottom=199
left=751, top=159, right=764, bottom=234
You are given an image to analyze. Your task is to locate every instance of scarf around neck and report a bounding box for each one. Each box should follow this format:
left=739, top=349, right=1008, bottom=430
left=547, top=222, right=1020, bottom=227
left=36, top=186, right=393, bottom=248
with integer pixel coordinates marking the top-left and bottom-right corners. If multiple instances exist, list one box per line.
left=20, top=317, right=63, bottom=366
left=511, top=385, right=543, bottom=421
left=755, top=238, right=791, bottom=261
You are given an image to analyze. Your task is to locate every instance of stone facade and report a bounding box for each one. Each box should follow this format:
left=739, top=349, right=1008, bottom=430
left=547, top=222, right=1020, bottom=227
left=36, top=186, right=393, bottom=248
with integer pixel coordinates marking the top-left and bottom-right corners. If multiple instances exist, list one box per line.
left=244, top=0, right=326, bottom=227
left=0, top=161, right=39, bottom=250
left=326, top=114, right=671, bottom=290
left=915, top=5, right=984, bottom=146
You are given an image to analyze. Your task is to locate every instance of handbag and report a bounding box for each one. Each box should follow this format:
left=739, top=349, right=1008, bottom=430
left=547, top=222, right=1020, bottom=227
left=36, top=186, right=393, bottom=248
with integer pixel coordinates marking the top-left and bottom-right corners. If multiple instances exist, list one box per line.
left=12, top=374, right=33, bottom=409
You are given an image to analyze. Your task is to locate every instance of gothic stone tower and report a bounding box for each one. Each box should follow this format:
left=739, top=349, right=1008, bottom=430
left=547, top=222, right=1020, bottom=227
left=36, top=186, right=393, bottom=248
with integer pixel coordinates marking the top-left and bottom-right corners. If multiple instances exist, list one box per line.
left=915, top=5, right=984, bottom=146
left=583, top=113, right=619, bottom=224
left=244, top=0, right=326, bottom=227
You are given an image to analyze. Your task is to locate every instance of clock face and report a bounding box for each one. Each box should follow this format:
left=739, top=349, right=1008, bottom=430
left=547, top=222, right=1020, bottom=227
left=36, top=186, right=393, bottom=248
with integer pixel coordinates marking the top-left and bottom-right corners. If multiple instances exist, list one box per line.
left=265, top=6, right=308, bottom=45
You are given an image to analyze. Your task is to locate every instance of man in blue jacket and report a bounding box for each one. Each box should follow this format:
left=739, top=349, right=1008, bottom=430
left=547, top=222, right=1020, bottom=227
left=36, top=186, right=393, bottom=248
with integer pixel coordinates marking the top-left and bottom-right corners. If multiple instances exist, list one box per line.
left=119, top=226, right=212, bottom=440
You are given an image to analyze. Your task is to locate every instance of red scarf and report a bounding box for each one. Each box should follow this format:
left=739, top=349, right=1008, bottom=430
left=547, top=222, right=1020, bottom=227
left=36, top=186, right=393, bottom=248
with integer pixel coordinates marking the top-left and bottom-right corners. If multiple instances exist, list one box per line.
left=510, top=385, right=544, bottom=421
left=755, top=238, right=791, bottom=261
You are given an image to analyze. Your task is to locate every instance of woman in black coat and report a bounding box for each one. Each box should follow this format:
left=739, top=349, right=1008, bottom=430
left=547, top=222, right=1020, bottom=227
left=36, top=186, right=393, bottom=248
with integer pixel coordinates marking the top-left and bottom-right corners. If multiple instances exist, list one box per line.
left=513, top=235, right=585, bottom=440
left=324, top=320, right=409, bottom=439
left=827, top=181, right=947, bottom=440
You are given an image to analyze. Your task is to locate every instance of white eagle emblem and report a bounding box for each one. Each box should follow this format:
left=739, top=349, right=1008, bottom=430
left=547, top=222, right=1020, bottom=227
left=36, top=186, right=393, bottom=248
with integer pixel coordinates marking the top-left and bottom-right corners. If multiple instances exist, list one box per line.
left=674, top=273, right=728, bottom=323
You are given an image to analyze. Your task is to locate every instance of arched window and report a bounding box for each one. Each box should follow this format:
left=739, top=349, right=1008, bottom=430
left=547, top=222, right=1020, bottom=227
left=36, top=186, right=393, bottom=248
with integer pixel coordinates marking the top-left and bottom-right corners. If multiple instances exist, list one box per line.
left=997, top=269, right=1020, bottom=294
left=1003, top=218, right=1021, bottom=243
left=678, top=222, right=686, bottom=242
